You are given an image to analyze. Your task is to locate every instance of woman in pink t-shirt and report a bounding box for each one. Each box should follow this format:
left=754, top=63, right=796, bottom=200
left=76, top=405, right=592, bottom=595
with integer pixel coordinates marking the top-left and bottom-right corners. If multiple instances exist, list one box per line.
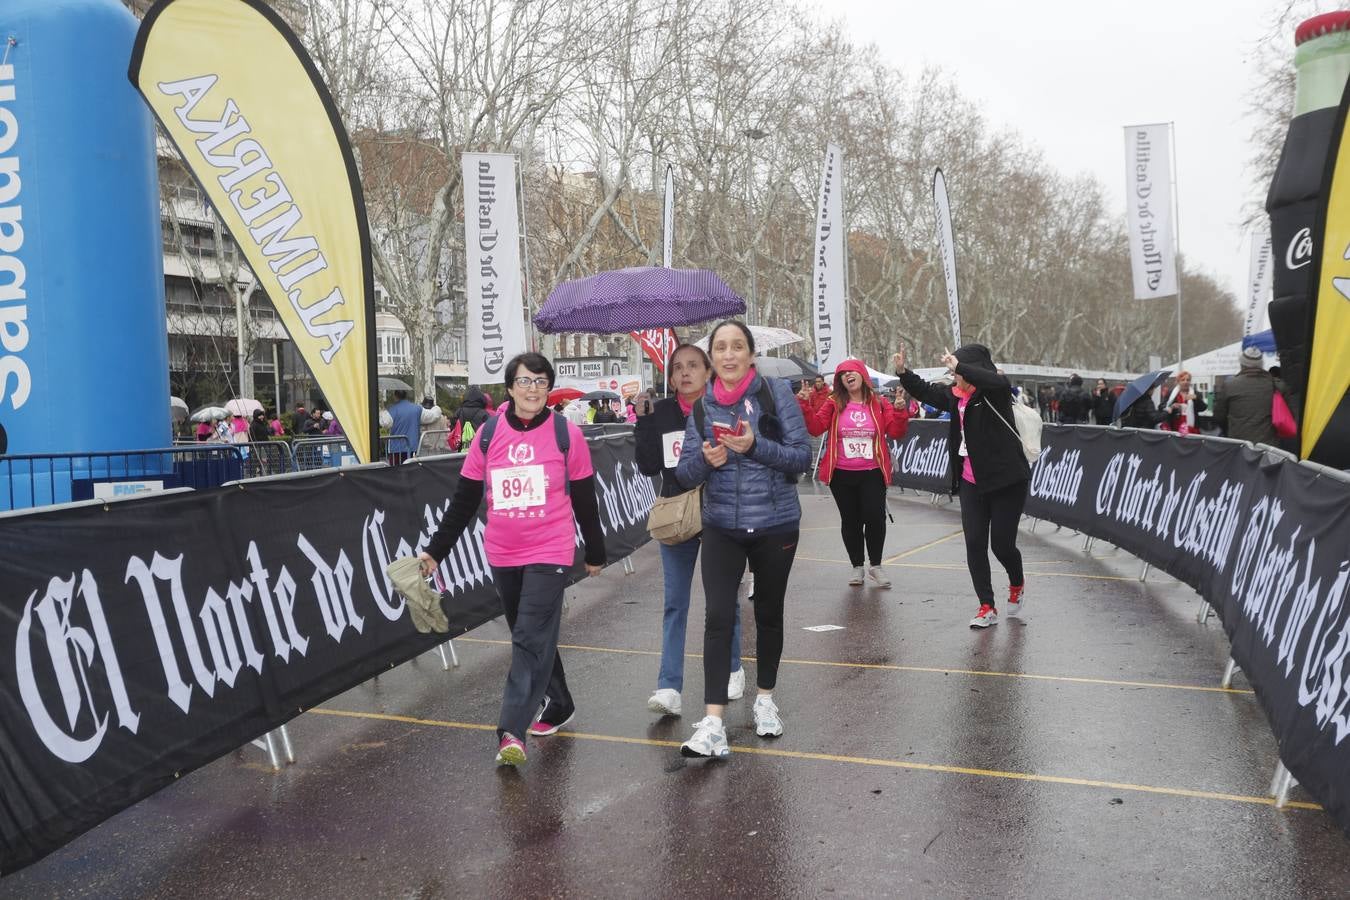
left=797, top=358, right=909, bottom=588
left=418, top=352, right=606, bottom=768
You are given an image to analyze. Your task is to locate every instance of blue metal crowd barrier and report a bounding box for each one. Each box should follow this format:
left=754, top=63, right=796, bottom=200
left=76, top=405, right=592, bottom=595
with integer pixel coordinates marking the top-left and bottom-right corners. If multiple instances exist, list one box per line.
left=0, top=445, right=245, bottom=512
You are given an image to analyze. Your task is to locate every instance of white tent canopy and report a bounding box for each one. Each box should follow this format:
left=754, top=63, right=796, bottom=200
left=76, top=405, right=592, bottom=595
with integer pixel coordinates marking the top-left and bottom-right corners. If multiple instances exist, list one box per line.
left=695, top=325, right=804, bottom=354
left=1172, top=340, right=1276, bottom=379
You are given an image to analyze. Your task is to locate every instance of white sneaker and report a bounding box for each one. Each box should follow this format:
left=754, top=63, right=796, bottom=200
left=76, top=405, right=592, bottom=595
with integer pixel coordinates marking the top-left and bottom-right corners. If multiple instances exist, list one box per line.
left=727, top=667, right=745, bottom=701
left=648, top=688, right=681, bottom=716
left=867, top=566, right=891, bottom=588
left=848, top=567, right=864, bottom=586
left=969, top=604, right=998, bottom=628
left=680, top=717, right=730, bottom=758
left=753, top=695, right=783, bottom=737
left=1006, top=586, right=1026, bottom=618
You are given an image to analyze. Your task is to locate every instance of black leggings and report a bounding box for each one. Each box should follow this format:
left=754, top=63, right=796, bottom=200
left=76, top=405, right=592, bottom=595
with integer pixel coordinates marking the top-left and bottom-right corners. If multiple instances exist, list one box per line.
left=828, top=468, right=888, bottom=566
left=700, top=526, right=800, bottom=704
left=958, top=479, right=1027, bottom=607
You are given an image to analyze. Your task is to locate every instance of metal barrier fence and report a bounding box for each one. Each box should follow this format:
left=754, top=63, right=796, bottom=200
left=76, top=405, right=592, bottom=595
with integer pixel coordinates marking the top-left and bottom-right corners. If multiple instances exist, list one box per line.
left=418, top=429, right=453, bottom=456
left=292, top=437, right=360, bottom=471
left=380, top=434, right=413, bottom=465
left=237, top=441, right=297, bottom=479
left=0, top=445, right=245, bottom=512
left=291, top=435, right=414, bottom=471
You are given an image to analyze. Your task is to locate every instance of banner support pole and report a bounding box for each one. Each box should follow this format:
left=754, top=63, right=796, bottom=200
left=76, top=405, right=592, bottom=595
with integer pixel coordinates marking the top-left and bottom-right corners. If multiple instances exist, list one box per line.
left=516, top=151, right=537, bottom=353
left=1170, top=122, right=1184, bottom=367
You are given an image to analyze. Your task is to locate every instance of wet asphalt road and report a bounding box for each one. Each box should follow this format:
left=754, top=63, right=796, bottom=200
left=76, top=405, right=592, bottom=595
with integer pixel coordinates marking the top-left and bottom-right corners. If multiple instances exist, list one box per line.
left=7, top=484, right=1350, bottom=899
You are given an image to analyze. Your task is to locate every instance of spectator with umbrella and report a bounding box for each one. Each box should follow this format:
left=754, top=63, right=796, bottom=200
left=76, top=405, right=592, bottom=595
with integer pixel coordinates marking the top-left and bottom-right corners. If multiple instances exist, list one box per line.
left=1115, top=370, right=1171, bottom=430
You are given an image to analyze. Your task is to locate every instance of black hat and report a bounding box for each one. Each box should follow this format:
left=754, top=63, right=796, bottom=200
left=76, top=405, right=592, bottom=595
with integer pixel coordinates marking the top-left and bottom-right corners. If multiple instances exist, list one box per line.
left=953, top=343, right=995, bottom=372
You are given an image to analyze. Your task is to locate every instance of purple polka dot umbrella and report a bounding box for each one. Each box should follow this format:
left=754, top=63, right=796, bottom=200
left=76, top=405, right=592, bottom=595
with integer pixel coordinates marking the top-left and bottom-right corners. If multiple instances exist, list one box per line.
left=533, top=266, right=745, bottom=334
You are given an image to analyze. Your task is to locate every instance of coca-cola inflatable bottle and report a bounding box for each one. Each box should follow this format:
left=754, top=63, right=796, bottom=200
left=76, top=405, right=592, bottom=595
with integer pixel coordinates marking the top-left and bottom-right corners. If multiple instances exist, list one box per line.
left=1265, top=11, right=1350, bottom=465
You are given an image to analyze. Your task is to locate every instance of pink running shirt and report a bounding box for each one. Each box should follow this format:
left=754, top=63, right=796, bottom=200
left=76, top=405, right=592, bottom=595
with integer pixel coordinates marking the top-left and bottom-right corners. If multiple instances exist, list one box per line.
left=461, top=414, right=594, bottom=567
left=957, top=395, right=975, bottom=484
left=834, top=401, right=880, bottom=472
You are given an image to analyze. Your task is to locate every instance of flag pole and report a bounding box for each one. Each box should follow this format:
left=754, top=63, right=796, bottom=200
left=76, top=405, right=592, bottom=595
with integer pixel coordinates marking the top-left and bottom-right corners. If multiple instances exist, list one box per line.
left=662, top=164, right=674, bottom=396
left=1169, top=122, right=1183, bottom=367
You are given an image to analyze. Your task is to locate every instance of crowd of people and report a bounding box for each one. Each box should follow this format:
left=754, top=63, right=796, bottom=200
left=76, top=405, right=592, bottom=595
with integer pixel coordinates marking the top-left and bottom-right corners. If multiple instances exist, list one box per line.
left=380, top=328, right=1297, bottom=769
left=400, top=324, right=1046, bottom=768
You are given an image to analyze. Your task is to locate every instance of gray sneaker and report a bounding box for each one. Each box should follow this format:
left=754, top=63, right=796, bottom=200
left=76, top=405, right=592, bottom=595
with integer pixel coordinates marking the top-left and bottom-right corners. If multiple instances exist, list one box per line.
left=867, top=566, right=891, bottom=588
left=727, top=667, right=745, bottom=701
left=848, top=567, right=864, bottom=586
left=753, top=695, right=783, bottom=737
left=648, top=688, right=681, bottom=716
left=681, top=717, right=730, bottom=758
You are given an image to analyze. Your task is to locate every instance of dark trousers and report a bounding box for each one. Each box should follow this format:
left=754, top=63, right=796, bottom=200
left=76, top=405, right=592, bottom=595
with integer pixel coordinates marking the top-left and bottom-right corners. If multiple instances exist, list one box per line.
left=828, top=468, right=888, bottom=566
left=700, top=526, right=799, bottom=704
left=958, top=479, right=1027, bottom=607
left=493, top=564, right=573, bottom=742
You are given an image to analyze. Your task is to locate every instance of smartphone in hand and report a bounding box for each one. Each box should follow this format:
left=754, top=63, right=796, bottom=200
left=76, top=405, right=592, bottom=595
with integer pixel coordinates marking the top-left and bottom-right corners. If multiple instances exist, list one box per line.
left=711, top=419, right=745, bottom=444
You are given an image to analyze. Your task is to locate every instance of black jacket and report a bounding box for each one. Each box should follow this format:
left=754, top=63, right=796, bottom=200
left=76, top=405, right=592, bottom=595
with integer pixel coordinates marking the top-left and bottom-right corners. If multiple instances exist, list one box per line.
left=1058, top=385, right=1091, bottom=424
left=1214, top=369, right=1280, bottom=445
left=454, top=388, right=491, bottom=429
left=897, top=364, right=1031, bottom=495
left=1091, top=389, right=1116, bottom=425
left=634, top=397, right=693, bottom=498
left=1120, top=393, right=1166, bottom=429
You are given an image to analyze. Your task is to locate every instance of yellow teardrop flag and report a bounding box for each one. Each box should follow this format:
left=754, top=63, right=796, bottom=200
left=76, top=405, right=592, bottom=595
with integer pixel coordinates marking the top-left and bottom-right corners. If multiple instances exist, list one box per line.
left=129, top=0, right=375, bottom=462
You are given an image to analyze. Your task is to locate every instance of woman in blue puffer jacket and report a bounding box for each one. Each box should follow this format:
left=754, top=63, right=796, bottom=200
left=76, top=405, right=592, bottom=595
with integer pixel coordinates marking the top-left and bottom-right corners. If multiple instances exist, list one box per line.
left=675, top=320, right=810, bottom=759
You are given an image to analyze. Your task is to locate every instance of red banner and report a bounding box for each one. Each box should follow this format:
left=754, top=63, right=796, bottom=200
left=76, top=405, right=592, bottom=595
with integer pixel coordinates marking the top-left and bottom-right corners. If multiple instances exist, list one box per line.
left=631, top=328, right=678, bottom=371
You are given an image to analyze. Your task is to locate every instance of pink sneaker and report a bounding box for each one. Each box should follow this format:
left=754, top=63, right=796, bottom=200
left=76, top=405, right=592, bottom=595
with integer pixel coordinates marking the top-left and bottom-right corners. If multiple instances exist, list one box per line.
left=495, top=734, right=526, bottom=767
left=528, top=709, right=575, bottom=737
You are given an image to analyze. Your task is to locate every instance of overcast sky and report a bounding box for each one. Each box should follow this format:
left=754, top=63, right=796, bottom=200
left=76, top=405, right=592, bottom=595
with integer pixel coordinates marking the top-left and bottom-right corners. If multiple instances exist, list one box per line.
left=820, top=0, right=1291, bottom=307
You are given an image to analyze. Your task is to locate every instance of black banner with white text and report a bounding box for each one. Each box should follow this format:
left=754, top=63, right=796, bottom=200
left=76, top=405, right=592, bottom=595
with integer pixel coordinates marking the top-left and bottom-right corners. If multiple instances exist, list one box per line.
left=891, top=420, right=1350, bottom=834
left=0, top=435, right=657, bottom=874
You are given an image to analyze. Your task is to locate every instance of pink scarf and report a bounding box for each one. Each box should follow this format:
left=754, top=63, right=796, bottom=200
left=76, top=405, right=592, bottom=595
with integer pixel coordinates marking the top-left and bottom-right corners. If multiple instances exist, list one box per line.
left=952, top=382, right=975, bottom=401
left=677, top=394, right=695, bottom=416
left=713, top=370, right=756, bottom=407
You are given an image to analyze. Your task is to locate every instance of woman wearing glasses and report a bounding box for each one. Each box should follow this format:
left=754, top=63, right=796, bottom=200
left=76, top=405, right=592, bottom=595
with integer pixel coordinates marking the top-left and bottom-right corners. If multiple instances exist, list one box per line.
left=419, top=353, right=606, bottom=767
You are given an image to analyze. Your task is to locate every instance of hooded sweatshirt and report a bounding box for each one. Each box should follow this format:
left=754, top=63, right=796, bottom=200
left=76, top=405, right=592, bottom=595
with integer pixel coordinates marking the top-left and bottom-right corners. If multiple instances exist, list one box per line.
left=798, top=358, right=909, bottom=484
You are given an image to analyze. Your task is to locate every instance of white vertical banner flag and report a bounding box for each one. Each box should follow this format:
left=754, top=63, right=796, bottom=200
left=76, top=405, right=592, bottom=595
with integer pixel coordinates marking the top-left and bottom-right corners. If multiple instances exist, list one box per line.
left=811, top=143, right=848, bottom=371
left=932, top=168, right=961, bottom=346
left=1244, top=229, right=1274, bottom=337
left=1123, top=123, right=1178, bottom=300
left=662, top=165, right=674, bottom=268
left=462, top=152, right=528, bottom=384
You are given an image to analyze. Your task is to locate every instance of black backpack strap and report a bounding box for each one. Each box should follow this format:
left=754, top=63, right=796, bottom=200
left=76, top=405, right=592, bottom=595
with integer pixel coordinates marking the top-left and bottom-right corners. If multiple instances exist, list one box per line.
left=551, top=411, right=571, bottom=495
left=756, top=379, right=776, bottom=416
left=476, top=412, right=499, bottom=454
left=693, top=397, right=706, bottom=441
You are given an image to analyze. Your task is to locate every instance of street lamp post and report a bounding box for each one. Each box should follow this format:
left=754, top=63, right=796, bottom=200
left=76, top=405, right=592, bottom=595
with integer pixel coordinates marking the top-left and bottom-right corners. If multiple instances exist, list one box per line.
left=234, top=273, right=255, bottom=399
left=742, top=127, right=768, bottom=325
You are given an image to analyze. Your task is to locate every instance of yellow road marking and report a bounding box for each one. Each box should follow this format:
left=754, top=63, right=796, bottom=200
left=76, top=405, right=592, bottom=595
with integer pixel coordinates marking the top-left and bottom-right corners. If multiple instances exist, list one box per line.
left=454, top=637, right=1254, bottom=695
left=781, top=556, right=1167, bottom=584
left=308, top=707, right=1319, bottom=812
left=881, top=529, right=964, bottom=564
